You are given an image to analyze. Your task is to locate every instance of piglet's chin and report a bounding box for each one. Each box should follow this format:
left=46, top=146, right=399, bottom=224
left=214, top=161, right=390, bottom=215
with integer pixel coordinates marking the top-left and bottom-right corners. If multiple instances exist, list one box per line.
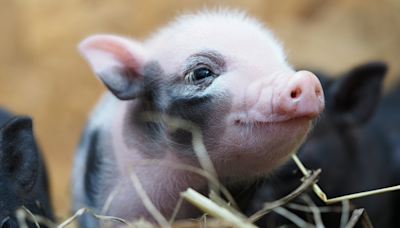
left=215, top=117, right=311, bottom=176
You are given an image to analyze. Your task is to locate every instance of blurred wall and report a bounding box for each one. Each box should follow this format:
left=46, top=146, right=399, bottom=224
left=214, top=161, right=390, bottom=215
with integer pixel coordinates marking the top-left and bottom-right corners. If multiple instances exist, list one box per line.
left=0, top=0, right=399, bottom=219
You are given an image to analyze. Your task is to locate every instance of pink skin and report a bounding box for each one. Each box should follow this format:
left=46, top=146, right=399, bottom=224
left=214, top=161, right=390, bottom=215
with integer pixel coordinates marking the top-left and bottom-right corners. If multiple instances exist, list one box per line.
left=278, top=70, right=324, bottom=120
left=143, top=14, right=324, bottom=174
left=74, top=10, right=325, bottom=223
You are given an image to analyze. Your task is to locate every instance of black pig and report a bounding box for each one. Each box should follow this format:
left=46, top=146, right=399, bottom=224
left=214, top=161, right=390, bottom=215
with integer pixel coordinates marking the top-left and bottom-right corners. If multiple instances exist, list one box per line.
left=0, top=116, right=53, bottom=228
left=242, top=62, right=399, bottom=227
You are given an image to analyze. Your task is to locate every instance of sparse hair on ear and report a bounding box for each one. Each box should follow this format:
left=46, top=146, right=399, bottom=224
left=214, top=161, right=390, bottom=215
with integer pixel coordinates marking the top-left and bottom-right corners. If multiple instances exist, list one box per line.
left=327, top=61, right=387, bottom=126
left=79, top=35, right=148, bottom=100
left=0, top=116, right=40, bottom=194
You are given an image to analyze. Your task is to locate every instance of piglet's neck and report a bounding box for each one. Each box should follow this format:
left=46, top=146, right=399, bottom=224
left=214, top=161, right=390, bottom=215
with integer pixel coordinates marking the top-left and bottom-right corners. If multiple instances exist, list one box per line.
left=112, top=100, right=167, bottom=161
left=109, top=100, right=207, bottom=220
left=111, top=99, right=206, bottom=182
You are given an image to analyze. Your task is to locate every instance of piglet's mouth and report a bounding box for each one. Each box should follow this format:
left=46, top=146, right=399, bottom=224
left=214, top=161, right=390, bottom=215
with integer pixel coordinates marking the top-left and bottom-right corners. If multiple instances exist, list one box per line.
left=233, top=116, right=310, bottom=126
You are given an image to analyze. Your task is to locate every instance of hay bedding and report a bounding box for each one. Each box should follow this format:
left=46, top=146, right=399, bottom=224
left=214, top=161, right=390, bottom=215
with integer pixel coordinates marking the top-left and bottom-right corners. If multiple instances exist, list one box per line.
left=16, top=154, right=387, bottom=228
left=14, top=116, right=398, bottom=228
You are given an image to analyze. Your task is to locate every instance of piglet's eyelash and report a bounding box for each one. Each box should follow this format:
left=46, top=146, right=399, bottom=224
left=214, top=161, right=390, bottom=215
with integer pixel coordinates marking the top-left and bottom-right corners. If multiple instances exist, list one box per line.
left=184, top=67, right=217, bottom=84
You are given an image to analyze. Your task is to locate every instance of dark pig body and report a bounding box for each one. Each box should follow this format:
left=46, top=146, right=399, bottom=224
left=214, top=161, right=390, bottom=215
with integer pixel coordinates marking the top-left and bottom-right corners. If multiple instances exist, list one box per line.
left=72, top=10, right=325, bottom=226
left=243, top=62, right=400, bottom=227
left=0, top=116, right=53, bottom=228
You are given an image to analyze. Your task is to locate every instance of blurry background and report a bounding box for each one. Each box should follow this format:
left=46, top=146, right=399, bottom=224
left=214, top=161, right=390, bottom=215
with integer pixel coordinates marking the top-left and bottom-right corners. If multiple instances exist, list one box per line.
left=0, top=0, right=399, bottom=220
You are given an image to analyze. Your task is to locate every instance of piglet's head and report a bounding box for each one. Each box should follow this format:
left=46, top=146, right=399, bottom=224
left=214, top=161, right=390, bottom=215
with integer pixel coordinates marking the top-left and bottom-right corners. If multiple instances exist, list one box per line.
left=79, top=11, right=324, bottom=176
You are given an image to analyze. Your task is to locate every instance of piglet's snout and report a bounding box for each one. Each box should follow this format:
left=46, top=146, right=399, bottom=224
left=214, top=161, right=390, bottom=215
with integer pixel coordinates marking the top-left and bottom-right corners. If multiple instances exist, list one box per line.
left=277, top=70, right=325, bottom=120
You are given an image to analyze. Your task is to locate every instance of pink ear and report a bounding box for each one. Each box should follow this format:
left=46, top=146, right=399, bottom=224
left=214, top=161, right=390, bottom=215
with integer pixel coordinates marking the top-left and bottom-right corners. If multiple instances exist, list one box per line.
left=79, top=35, right=148, bottom=100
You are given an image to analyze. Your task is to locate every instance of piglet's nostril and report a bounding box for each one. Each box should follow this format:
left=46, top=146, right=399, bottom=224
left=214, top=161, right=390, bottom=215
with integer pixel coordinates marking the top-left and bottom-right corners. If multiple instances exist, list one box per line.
left=316, top=88, right=321, bottom=96
left=291, top=89, right=302, bottom=99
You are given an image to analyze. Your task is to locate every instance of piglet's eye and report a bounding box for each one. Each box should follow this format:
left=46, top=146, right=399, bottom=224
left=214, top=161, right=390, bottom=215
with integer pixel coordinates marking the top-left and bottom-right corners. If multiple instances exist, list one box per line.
left=185, top=67, right=215, bottom=84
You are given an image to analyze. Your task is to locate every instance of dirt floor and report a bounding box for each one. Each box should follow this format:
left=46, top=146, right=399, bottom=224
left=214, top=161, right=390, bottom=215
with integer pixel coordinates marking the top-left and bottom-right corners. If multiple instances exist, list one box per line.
left=0, top=0, right=399, bottom=221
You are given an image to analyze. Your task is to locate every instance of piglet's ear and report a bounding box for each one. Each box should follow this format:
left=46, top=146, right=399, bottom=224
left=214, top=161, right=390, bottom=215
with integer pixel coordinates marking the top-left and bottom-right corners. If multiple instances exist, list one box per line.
left=0, top=116, right=39, bottom=194
left=328, top=61, right=387, bottom=126
left=79, top=35, right=148, bottom=100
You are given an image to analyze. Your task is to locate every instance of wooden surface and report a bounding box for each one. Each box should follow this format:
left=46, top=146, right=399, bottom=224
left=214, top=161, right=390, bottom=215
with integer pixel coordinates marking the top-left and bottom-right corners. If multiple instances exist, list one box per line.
left=0, top=0, right=399, bottom=220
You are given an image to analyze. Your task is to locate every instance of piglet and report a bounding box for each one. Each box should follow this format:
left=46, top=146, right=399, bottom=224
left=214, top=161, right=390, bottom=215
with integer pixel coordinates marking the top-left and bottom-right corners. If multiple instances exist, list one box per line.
left=0, top=116, right=53, bottom=228
left=71, top=10, right=325, bottom=226
left=243, top=62, right=397, bottom=227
